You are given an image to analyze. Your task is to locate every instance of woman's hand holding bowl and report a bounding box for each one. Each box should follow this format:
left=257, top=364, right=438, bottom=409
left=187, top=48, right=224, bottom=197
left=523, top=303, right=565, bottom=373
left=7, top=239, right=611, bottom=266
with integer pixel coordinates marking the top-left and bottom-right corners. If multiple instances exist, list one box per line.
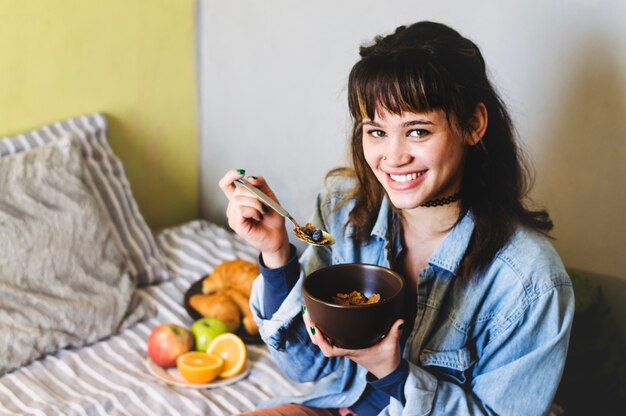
left=303, top=311, right=405, bottom=380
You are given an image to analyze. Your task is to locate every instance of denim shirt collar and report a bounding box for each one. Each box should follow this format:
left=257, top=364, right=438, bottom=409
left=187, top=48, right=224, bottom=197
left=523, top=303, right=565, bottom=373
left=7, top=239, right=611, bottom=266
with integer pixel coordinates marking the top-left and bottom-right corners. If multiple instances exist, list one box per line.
left=429, top=211, right=475, bottom=275
left=370, top=197, right=475, bottom=277
left=370, top=196, right=392, bottom=240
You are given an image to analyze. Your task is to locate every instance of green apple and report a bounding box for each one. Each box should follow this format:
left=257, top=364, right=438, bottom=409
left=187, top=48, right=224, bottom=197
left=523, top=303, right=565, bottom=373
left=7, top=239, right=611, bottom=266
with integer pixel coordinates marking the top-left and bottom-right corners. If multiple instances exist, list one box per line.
left=191, top=317, right=229, bottom=352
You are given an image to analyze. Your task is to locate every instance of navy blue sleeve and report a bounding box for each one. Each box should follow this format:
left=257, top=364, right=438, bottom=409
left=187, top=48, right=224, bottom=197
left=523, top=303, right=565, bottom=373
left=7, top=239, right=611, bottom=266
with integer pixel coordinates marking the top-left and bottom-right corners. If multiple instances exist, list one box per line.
left=259, top=244, right=300, bottom=318
left=367, top=359, right=410, bottom=404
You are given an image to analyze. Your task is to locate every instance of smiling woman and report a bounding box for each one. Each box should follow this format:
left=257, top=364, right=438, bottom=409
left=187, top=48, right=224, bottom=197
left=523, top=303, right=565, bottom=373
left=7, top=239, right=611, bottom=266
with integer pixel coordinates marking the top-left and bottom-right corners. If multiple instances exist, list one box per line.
left=345, top=24, right=548, bottom=280
left=222, top=20, right=574, bottom=416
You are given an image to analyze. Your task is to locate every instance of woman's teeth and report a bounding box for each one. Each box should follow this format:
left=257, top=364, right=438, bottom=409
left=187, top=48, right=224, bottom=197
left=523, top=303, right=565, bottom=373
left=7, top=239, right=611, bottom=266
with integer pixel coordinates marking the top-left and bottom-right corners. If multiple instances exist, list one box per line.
left=390, top=172, right=424, bottom=183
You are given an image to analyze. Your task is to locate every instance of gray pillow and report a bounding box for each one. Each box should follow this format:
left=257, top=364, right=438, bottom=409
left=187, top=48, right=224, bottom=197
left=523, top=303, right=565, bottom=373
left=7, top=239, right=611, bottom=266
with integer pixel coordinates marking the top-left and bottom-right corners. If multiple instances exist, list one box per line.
left=0, top=113, right=169, bottom=286
left=0, top=136, right=155, bottom=375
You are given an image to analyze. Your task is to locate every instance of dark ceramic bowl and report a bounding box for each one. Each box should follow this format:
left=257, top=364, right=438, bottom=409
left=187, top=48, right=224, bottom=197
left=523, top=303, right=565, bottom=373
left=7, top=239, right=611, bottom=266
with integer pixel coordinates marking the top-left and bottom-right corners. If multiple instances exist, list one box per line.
left=303, top=263, right=405, bottom=349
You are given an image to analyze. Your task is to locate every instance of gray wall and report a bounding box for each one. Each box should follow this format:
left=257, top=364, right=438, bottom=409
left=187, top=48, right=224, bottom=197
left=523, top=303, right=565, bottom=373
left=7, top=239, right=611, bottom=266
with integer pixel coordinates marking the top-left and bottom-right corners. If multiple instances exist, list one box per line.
left=198, top=1, right=626, bottom=341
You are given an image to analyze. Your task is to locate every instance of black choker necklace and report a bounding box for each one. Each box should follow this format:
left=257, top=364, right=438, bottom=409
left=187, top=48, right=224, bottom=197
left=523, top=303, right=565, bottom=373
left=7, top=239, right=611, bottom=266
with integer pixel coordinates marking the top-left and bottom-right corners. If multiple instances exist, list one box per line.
left=420, top=193, right=462, bottom=207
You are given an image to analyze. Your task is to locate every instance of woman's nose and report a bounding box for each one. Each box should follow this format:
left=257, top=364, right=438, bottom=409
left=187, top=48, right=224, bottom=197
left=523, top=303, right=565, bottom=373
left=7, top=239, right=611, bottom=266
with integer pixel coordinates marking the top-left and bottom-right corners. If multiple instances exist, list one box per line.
left=383, top=137, right=411, bottom=165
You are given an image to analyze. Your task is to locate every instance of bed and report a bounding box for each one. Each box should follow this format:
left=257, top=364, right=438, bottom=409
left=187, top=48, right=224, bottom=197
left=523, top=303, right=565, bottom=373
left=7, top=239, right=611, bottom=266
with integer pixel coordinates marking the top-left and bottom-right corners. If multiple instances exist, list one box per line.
left=0, top=114, right=311, bottom=415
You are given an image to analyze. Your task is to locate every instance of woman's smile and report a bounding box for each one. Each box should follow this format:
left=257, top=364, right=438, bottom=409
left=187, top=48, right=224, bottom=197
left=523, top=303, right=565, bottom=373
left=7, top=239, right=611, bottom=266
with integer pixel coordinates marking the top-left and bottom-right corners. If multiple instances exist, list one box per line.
left=362, top=108, right=466, bottom=210
left=386, top=170, right=428, bottom=189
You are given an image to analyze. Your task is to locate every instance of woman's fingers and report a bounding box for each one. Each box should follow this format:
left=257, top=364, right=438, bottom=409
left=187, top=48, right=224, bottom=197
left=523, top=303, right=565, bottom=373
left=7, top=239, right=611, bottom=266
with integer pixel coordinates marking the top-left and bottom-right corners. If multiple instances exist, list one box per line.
left=346, top=319, right=404, bottom=378
left=246, top=175, right=281, bottom=204
left=386, top=319, right=405, bottom=344
left=221, top=172, right=268, bottom=224
left=231, top=186, right=265, bottom=212
left=301, top=309, right=318, bottom=346
left=228, top=201, right=264, bottom=224
left=218, top=169, right=246, bottom=199
left=302, top=308, right=331, bottom=349
left=219, top=171, right=279, bottom=213
left=302, top=307, right=344, bottom=355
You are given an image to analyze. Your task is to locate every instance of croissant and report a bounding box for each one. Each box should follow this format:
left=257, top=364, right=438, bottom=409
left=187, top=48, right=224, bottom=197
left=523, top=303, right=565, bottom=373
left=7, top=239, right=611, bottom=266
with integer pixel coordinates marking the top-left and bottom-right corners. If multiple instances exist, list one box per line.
left=202, top=259, right=259, bottom=297
left=189, top=293, right=241, bottom=332
left=222, top=289, right=259, bottom=336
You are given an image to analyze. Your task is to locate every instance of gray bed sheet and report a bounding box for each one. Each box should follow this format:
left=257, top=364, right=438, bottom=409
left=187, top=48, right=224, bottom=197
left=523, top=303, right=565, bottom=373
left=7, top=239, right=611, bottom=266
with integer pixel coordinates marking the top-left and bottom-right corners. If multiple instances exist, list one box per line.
left=0, top=220, right=312, bottom=415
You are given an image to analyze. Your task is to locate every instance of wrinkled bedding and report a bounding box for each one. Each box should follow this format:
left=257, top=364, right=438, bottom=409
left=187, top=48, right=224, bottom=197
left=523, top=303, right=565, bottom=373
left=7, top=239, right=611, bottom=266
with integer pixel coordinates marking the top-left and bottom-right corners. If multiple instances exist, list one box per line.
left=0, top=220, right=312, bottom=415
left=0, top=138, right=153, bottom=376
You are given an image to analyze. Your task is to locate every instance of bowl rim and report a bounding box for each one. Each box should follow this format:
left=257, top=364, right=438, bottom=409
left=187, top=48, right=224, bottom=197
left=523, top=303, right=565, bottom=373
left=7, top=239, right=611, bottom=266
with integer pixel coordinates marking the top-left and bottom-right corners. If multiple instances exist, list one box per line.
left=303, top=263, right=405, bottom=309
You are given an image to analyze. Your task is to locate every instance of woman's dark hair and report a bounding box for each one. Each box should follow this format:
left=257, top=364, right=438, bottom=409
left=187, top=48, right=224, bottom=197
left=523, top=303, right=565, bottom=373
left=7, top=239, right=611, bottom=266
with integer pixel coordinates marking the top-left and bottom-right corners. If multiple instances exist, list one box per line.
left=337, top=21, right=553, bottom=279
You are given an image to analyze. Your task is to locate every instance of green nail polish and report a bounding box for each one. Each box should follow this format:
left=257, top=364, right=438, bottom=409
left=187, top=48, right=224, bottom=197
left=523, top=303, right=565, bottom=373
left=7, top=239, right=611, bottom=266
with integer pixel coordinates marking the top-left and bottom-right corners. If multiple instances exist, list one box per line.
left=262, top=205, right=270, bottom=214
left=251, top=175, right=258, bottom=179
left=237, top=169, right=245, bottom=175
left=310, top=326, right=316, bottom=336
left=301, top=305, right=306, bottom=315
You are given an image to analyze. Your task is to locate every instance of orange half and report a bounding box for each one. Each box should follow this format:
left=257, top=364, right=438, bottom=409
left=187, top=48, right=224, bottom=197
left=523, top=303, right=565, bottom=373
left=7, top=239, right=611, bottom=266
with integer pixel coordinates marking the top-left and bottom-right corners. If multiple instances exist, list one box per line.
left=176, top=351, right=224, bottom=384
left=206, top=333, right=247, bottom=378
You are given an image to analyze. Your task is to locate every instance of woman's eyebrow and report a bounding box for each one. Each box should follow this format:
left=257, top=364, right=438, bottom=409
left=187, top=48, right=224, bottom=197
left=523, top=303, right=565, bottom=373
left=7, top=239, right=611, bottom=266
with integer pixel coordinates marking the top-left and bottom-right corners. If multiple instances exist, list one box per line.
left=403, top=120, right=434, bottom=127
left=361, top=120, right=381, bottom=127
left=361, top=119, right=434, bottom=128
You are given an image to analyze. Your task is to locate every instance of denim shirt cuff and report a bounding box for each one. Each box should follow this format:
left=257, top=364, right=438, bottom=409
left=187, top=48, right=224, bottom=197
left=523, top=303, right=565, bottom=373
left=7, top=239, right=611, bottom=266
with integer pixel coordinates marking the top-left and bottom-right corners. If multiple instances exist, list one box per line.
left=250, top=264, right=306, bottom=351
left=398, top=361, right=438, bottom=414
left=367, top=359, right=410, bottom=404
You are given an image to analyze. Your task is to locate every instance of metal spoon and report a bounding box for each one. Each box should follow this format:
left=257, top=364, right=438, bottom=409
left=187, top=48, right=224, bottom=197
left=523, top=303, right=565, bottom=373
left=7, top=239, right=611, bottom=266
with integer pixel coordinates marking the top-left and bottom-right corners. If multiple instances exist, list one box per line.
left=235, top=178, right=335, bottom=246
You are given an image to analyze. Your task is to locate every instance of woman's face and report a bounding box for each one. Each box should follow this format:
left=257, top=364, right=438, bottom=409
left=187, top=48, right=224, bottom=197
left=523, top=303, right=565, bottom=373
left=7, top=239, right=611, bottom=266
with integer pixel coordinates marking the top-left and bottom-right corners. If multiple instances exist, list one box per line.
left=361, top=108, right=468, bottom=211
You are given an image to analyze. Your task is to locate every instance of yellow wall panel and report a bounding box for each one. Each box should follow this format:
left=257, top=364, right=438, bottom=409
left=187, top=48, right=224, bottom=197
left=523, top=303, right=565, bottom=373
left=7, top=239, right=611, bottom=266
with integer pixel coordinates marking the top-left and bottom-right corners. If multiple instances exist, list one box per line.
left=0, top=0, right=198, bottom=229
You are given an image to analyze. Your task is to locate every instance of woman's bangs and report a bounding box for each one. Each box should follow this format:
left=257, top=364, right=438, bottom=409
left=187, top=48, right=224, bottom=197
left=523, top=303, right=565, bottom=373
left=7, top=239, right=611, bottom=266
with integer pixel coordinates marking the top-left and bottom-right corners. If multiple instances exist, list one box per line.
left=351, top=58, right=449, bottom=121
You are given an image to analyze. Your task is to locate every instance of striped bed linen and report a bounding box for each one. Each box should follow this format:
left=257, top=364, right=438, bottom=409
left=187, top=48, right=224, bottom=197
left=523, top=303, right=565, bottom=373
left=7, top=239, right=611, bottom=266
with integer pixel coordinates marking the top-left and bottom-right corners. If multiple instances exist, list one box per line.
left=0, top=220, right=312, bottom=415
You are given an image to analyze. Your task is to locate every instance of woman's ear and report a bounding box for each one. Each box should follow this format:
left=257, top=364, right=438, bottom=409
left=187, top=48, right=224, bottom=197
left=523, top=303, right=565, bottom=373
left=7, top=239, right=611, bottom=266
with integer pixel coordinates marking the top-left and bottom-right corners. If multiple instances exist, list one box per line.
left=466, top=102, right=488, bottom=146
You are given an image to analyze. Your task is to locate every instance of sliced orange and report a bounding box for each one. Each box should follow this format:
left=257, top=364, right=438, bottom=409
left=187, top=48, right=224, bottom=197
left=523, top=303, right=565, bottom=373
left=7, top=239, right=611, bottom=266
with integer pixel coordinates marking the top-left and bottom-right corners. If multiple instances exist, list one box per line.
left=206, top=333, right=247, bottom=378
left=176, top=351, right=224, bottom=384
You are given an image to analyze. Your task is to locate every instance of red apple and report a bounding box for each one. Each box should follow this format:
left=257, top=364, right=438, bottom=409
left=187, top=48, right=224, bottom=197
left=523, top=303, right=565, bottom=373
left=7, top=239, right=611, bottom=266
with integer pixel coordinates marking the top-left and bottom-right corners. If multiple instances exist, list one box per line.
left=147, top=323, right=193, bottom=368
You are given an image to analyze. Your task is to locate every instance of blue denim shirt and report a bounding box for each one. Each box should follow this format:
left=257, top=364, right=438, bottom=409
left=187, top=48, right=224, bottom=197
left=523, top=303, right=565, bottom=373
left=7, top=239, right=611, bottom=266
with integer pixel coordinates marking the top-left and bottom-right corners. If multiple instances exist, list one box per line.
left=250, top=177, right=574, bottom=415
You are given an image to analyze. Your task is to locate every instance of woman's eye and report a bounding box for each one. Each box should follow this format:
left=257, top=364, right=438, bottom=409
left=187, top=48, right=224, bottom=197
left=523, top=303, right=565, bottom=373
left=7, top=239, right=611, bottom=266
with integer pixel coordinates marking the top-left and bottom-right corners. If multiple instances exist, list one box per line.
left=408, top=129, right=430, bottom=138
left=367, top=129, right=386, bottom=138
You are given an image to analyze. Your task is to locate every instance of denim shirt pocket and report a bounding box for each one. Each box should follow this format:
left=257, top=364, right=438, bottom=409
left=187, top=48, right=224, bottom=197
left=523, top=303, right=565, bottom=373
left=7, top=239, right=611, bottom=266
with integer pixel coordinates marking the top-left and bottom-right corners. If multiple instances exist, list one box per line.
left=419, top=347, right=476, bottom=385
